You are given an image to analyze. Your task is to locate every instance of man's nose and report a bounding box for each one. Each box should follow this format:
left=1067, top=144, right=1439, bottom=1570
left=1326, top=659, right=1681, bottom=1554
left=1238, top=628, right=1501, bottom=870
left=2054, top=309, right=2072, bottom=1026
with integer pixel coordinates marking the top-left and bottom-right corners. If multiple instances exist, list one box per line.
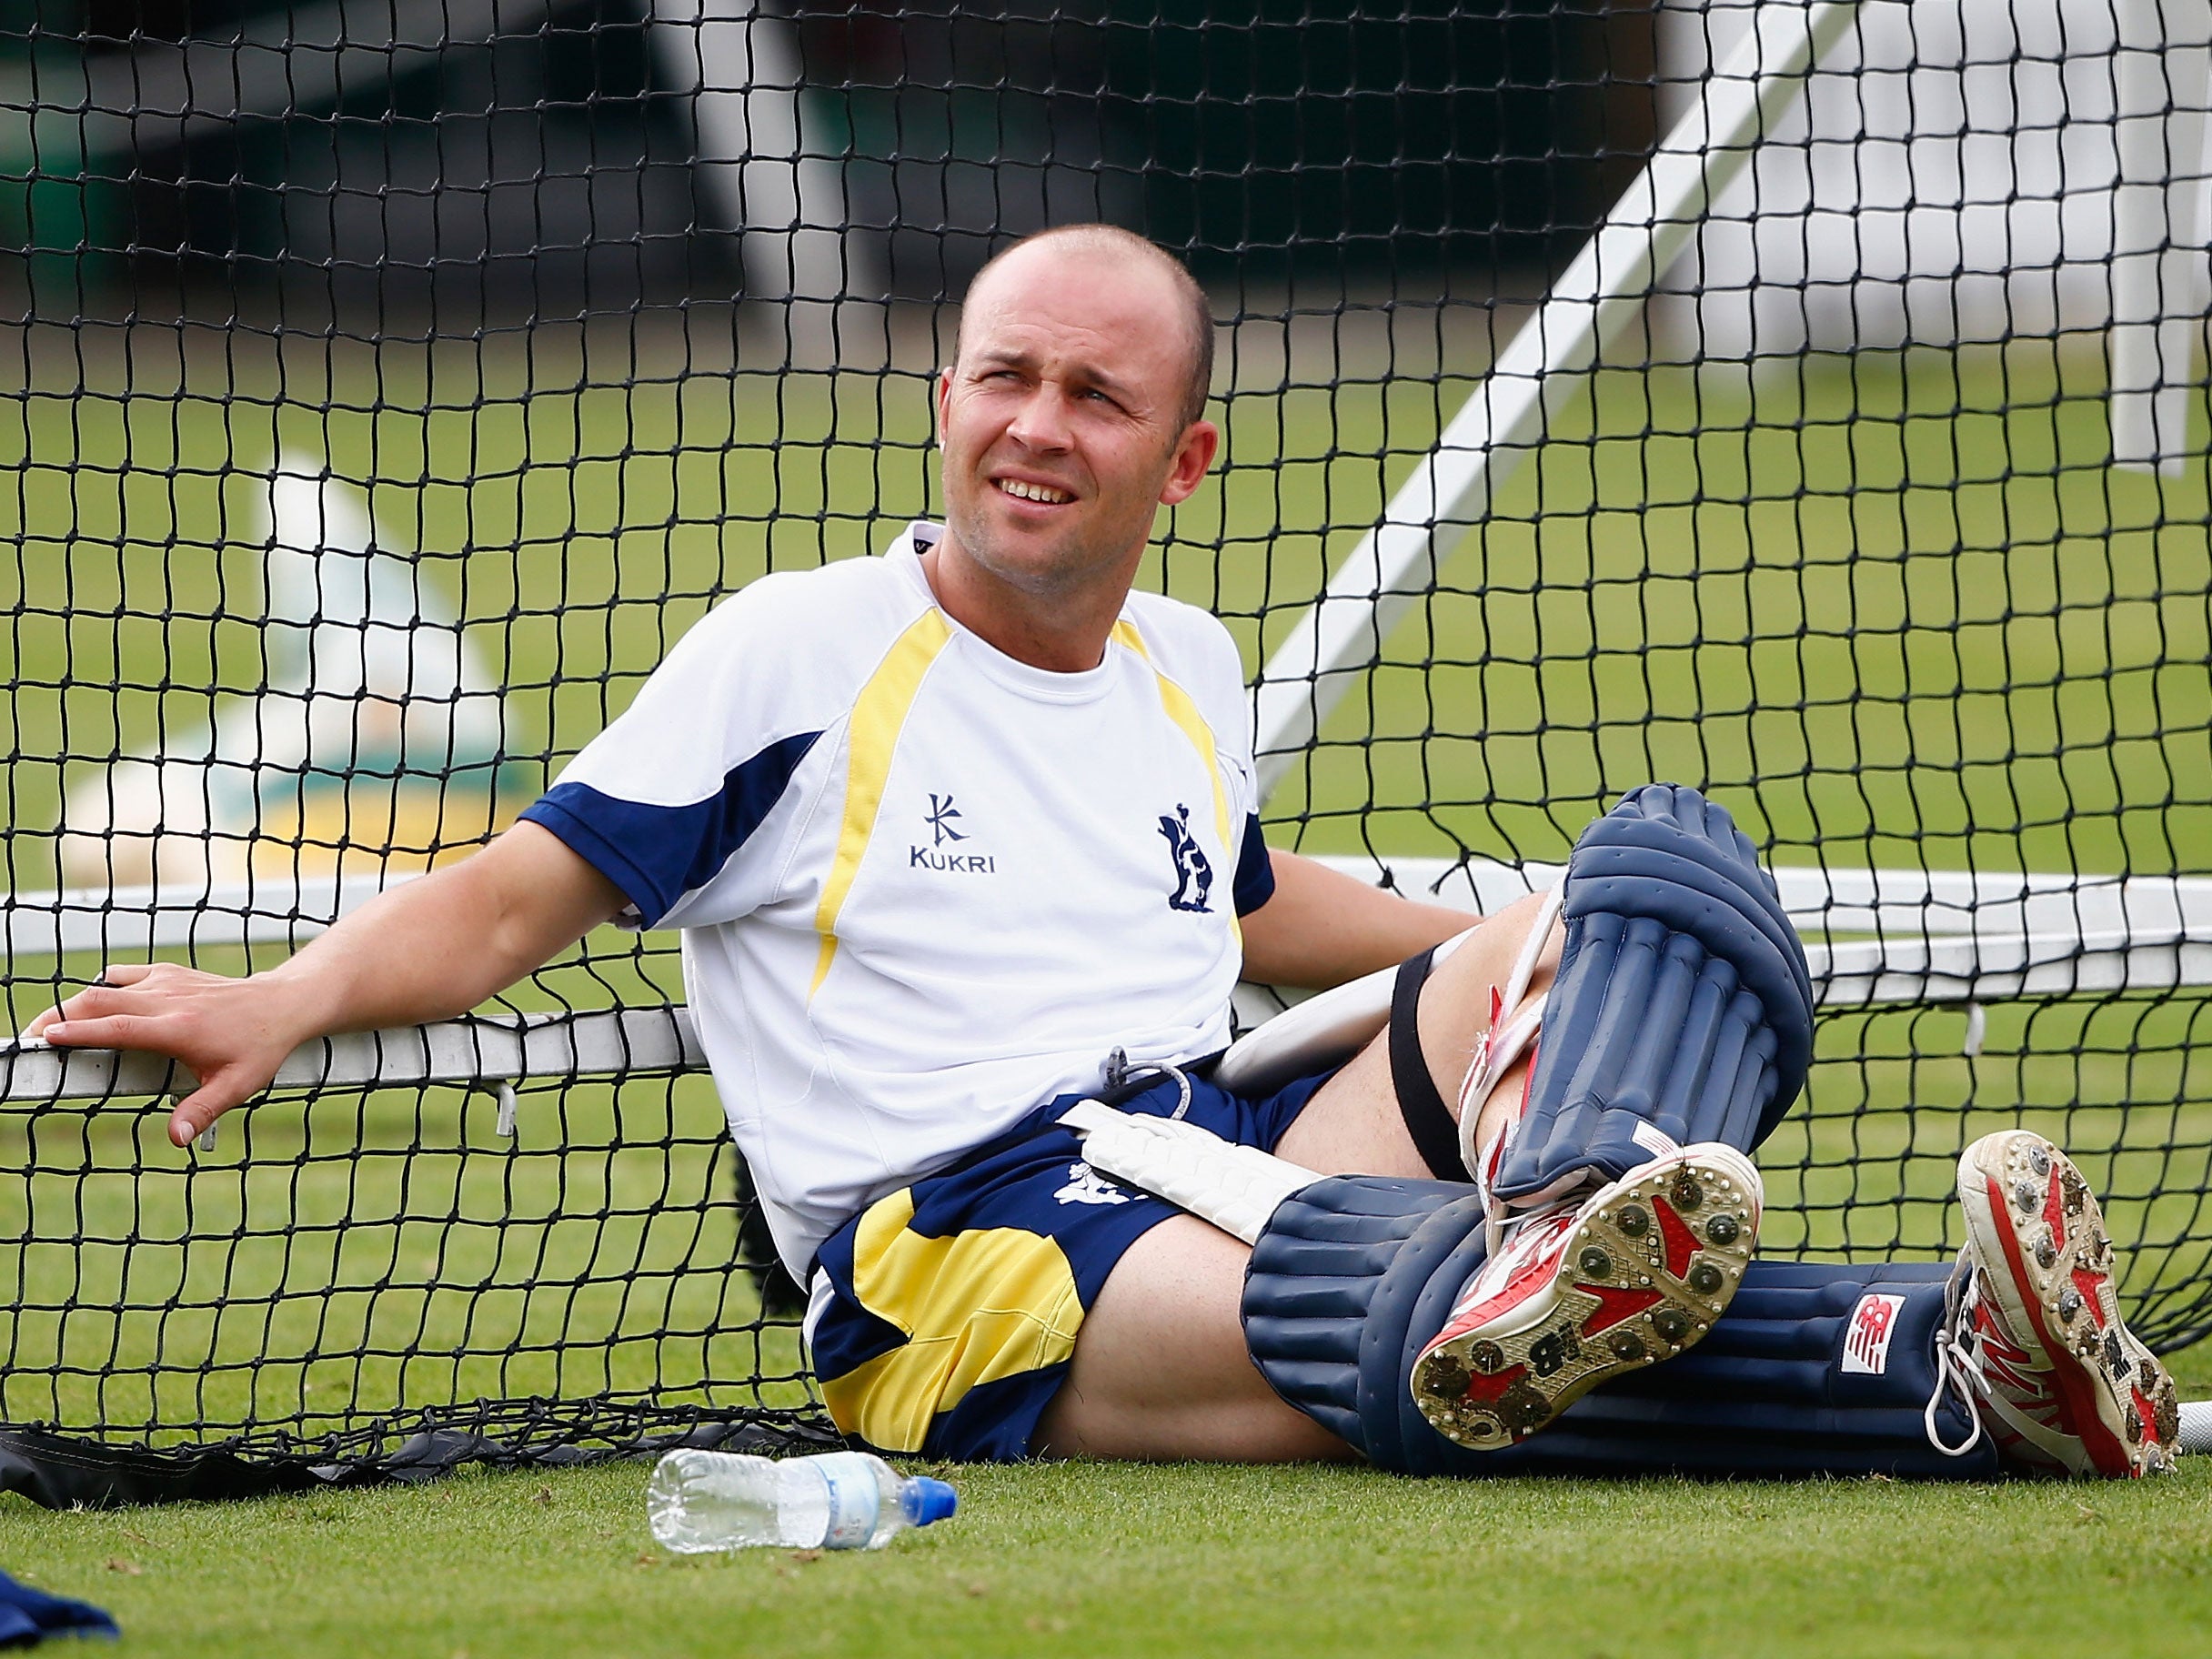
left=1005, top=386, right=1074, bottom=451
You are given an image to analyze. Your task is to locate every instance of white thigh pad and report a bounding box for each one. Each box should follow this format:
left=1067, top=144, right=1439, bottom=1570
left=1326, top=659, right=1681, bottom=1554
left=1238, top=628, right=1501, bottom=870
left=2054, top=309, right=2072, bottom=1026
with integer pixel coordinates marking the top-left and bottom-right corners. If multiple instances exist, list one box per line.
left=1060, top=1101, right=1321, bottom=1244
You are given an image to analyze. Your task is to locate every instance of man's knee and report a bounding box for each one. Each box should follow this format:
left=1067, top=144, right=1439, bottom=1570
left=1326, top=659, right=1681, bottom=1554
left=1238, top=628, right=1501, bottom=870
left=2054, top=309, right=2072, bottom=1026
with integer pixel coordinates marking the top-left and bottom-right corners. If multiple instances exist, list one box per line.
left=1241, top=1176, right=1486, bottom=1471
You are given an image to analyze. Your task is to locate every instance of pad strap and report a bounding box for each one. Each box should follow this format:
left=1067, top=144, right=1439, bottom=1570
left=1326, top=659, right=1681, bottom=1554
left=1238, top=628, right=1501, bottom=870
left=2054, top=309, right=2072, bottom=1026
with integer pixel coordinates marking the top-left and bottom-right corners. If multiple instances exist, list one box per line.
left=1389, top=946, right=1464, bottom=1181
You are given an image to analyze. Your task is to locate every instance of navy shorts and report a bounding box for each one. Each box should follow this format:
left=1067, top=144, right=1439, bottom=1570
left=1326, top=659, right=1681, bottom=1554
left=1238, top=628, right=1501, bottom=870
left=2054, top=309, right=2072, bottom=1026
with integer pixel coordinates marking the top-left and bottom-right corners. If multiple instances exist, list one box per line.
left=806, top=1065, right=1333, bottom=1462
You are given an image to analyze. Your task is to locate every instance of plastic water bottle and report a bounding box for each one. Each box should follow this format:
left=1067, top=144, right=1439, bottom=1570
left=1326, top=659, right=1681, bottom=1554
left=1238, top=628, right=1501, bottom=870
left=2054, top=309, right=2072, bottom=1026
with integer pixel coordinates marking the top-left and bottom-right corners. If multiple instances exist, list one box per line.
left=648, top=1449, right=958, bottom=1553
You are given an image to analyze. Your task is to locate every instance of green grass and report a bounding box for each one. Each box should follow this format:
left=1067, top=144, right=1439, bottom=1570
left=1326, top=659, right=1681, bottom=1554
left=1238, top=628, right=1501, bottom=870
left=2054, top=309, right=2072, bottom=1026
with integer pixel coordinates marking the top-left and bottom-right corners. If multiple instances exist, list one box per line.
left=1256, top=345, right=2212, bottom=871
left=4, top=324, right=2207, bottom=876
left=10, top=1453, right=2212, bottom=1658
left=5, top=316, right=2212, bottom=1644
left=9, top=990, right=2212, bottom=1448
left=0, top=1070, right=814, bottom=1444
left=4, top=320, right=2212, bottom=1428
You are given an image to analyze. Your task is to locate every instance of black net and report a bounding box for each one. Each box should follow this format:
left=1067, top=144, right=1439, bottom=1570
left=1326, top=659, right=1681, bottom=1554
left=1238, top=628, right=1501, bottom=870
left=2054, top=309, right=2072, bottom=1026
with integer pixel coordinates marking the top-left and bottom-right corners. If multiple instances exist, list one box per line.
left=2, top=0, right=2208, bottom=1495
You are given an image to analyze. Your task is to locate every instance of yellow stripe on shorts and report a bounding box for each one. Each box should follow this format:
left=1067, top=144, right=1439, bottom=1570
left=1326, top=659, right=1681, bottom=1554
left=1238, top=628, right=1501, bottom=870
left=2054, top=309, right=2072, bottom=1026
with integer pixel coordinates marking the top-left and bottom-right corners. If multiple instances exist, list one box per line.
left=819, top=1190, right=1084, bottom=1454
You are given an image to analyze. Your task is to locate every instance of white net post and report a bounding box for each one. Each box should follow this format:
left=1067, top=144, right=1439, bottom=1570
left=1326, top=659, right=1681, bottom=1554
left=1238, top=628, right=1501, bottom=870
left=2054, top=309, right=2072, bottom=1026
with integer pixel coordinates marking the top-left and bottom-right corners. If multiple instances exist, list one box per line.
left=2109, top=0, right=2212, bottom=474
left=1250, top=0, right=1860, bottom=796
left=645, top=0, right=888, bottom=340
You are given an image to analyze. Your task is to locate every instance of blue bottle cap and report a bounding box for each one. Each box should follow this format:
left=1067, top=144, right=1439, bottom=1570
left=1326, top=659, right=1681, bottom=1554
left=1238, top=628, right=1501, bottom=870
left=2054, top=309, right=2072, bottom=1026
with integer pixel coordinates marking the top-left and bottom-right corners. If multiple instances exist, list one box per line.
left=900, top=1476, right=958, bottom=1527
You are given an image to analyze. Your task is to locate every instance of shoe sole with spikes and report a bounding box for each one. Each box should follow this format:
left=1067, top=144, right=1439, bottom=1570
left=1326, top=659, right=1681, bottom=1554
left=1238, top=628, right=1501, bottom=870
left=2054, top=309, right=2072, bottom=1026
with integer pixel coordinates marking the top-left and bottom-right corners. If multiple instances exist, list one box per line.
left=1409, top=1143, right=1761, bottom=1452
left=1957, top=1130, right=2180, bottom=1478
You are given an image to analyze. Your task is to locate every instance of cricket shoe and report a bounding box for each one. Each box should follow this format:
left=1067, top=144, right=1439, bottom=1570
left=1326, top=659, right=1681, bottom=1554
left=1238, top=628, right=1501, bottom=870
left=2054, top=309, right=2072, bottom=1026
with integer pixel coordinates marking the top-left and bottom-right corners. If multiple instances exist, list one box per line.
left=1410, top=1143, right=1762, bottom=1451
left=1938, top=1130, right=2179, bottom=1478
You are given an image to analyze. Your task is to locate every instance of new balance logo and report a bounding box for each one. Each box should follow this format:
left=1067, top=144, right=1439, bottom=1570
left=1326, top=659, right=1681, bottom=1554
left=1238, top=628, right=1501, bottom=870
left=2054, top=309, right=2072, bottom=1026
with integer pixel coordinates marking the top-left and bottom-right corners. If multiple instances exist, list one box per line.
left=1841, top=1292, right=1907, bottom=1375
left=1157, top=803, right=1213, bottom=913
left=1052, top=1162, right=1131, bottom=1207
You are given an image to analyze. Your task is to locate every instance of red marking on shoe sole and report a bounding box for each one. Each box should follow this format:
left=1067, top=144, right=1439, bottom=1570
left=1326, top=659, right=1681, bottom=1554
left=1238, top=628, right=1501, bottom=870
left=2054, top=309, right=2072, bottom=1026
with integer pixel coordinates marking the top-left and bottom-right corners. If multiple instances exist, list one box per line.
left=2131, top=1386, right=2162, bottom=1449
left=1982, top=1171, right=2132, bottom=1477
left=1578, top=1282, right=1664, bottom=1336
left=1455, top=1361, right=1532, bottom=1407
left=1652, top=1193, right=1699, bottom=1280
left=2073, top=1266, right=2108, bottom=1330
left=2042, top=1165, right=2066, bottom=1242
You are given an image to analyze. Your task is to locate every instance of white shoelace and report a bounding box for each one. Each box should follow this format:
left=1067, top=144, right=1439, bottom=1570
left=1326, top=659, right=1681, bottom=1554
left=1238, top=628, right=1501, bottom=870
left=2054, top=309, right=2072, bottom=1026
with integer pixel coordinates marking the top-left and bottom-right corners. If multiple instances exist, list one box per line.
left=1924, top=1257, right=1991, bottom=1458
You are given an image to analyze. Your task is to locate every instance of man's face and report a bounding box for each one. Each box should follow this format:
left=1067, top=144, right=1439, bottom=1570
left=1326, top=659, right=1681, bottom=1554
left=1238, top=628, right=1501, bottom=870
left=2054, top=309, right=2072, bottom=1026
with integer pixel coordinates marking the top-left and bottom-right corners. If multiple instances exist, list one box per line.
left=936, top=242, right=1217, bottom=604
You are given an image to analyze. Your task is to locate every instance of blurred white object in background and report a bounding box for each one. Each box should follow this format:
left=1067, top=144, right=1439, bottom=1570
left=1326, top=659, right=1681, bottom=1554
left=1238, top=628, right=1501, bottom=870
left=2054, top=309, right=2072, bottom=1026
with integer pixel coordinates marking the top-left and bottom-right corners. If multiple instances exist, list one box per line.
left=56, top=452, right=518, bottom=892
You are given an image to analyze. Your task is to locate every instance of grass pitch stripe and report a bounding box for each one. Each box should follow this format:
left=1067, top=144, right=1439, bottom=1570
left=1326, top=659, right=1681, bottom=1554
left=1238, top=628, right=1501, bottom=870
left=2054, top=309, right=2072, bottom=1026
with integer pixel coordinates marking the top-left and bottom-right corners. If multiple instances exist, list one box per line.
left=810, top=608, right=956, bottom=1000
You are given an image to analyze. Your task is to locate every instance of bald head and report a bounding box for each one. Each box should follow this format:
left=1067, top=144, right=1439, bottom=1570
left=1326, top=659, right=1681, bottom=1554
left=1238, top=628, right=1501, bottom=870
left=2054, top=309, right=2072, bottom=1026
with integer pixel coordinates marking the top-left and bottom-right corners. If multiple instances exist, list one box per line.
left=958, top=226, right=1216, bottom=431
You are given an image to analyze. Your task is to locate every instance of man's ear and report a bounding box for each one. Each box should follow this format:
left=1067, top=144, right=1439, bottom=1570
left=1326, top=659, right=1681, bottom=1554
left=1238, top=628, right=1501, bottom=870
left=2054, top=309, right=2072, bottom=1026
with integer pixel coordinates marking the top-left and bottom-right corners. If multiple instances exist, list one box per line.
left=1159, top=419, right=1222, bottom=506
left=936, top=366, right=954, bottom=437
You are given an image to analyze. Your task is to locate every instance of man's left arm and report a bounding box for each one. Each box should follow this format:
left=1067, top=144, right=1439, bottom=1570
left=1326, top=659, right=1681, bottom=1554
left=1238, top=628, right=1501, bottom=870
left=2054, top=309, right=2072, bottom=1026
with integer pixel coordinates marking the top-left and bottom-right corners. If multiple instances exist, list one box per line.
left=1238, top=848, right=1473, bottom=991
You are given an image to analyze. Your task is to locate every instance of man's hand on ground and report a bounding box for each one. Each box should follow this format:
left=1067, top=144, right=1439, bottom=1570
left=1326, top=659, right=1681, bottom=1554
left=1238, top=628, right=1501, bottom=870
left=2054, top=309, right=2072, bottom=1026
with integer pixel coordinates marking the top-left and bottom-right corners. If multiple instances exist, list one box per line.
left=29, top=962, right=319, bottom=1146
left=22, top=823, right=630, bottom=1151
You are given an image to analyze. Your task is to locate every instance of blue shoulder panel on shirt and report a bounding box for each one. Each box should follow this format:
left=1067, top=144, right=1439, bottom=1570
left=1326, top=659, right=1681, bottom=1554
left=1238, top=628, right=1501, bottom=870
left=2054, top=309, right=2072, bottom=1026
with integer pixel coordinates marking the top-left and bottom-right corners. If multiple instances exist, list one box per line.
left=519, top=729, right=823, bottom=927
left=1232, top=813, right=1274, bottom=916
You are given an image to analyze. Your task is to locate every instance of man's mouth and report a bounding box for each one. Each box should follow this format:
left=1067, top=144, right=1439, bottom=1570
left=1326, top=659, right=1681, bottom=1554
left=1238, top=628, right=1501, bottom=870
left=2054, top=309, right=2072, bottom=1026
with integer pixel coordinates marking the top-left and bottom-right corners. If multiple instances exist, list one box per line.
left=995, top=478, right=1074, bottom=505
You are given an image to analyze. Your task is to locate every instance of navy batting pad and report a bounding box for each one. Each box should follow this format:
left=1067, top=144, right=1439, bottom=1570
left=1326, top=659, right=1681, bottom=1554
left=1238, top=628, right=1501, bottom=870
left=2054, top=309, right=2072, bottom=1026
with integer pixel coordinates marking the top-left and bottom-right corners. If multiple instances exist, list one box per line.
left=1242, top=1177, right=2001, bottom=1480
left=1489, top=783, right=1815, bottom=1208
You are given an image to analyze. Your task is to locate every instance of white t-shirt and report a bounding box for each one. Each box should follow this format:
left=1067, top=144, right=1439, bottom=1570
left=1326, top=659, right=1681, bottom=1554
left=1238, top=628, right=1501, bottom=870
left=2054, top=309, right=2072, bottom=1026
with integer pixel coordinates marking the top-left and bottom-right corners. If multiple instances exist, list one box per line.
left=521, top=524, right=1274, bottom=1274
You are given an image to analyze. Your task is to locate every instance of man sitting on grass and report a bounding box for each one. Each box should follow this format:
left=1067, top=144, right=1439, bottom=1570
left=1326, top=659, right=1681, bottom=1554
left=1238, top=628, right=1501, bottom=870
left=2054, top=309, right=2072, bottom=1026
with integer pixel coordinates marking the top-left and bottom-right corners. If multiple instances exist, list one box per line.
left=34, top=225, right=2179, bottom=1483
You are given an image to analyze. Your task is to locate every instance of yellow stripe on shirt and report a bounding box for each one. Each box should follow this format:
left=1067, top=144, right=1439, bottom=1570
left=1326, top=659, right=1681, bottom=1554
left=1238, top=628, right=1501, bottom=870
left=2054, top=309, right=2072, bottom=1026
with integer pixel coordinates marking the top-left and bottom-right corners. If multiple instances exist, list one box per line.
left=811, top=608, right=956, bottom=999
left=817, top=1189, right=1085, bottom=1453
left=1111, top=618, right=1239, bottom=940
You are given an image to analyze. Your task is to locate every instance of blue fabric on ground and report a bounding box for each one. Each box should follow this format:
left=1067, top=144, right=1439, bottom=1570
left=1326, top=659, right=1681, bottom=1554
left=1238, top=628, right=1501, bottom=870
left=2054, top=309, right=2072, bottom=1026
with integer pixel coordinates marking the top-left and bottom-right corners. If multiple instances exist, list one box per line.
left=0, top=1569, right=117, bottom=1647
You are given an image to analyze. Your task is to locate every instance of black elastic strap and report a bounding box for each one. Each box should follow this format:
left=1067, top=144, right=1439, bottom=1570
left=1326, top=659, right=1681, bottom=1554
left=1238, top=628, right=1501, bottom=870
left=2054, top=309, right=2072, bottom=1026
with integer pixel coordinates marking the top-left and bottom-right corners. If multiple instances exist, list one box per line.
left=1389, top=946, right=1464, bottom=1181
